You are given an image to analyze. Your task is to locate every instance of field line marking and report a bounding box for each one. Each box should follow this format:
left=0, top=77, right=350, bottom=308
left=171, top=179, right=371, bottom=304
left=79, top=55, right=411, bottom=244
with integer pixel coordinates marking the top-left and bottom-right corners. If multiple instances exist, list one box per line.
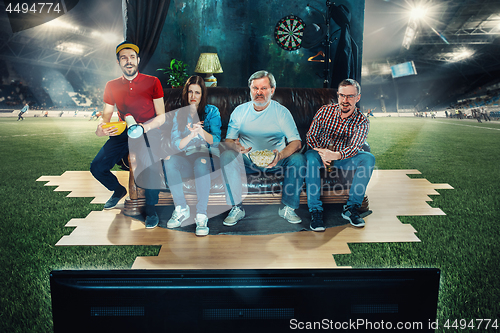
left=434, top=121, right=500, bottom=131
left=0, top=131, right=90, bottom=138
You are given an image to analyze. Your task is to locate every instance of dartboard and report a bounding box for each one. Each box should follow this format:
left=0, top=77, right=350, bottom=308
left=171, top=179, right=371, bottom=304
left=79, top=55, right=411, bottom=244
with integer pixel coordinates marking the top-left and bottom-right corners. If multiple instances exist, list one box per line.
left=274, top=15, right=305, bottom=51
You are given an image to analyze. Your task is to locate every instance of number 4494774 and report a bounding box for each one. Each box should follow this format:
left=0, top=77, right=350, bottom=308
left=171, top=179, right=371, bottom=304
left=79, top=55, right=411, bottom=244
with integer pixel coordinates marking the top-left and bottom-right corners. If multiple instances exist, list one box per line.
left=5, top=3, right=62, bottom=14
left=444, top=319, right=498, bottom=330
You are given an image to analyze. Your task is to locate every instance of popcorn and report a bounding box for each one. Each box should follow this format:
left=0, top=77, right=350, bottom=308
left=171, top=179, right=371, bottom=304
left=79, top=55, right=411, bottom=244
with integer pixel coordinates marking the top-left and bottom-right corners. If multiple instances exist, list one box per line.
left=248, top=149, right=276, bottom=167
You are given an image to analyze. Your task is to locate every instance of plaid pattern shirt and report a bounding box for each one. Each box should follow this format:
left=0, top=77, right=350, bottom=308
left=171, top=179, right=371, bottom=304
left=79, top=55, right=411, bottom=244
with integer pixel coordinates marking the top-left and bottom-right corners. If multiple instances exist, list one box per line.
left=306, top=103, right=369, bottom=160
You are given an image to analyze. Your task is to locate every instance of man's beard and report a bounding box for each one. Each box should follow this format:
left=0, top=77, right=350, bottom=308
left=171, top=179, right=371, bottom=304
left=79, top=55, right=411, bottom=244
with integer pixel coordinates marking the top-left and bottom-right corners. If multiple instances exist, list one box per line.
left=252, top=94, right=271, bottom=108
left=122, top=64, right=138, bottom=78
left=340, top=102, right=352, bottom=113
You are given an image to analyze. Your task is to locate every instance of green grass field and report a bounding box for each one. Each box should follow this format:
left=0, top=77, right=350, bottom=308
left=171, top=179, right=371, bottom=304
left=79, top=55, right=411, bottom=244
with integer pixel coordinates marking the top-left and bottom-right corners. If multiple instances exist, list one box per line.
left=0, top=116, right=499, bottom=332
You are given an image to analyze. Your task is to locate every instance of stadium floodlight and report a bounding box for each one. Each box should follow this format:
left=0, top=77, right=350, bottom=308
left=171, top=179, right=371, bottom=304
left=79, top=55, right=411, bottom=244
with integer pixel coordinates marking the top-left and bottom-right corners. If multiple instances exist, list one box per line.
left=410, top=6, right=428, bottom=20
left=450, top=48, right=474, bottom=62
left=55, top=42, right=84, bottom=55
left=44, top=20, right=80, bottom=33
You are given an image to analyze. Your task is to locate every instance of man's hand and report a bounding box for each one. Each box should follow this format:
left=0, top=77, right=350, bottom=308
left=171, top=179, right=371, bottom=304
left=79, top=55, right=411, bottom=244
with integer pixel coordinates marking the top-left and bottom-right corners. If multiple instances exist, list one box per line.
left=313, top=148, right=340, bottom=167
left=96, top=123, right=119, bottom=137
left=226, top=138, right=251, bottom=154
left=266, top=149, right=281, bottom=168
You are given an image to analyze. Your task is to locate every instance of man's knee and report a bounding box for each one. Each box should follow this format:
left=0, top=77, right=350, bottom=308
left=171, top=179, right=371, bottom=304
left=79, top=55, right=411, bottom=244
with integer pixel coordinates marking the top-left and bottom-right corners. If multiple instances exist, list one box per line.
left=359, top=151, right=375, bottom=167
left=90, top=159, right=98, bottom=176
left=305, top=149, right=323, bottom=168
left=90, top=155, right=106, bottom=176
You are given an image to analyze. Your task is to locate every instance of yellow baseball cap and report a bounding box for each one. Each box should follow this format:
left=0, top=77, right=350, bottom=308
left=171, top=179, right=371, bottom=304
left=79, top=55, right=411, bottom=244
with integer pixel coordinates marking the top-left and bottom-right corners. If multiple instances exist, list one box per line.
left=116, top=41, right=139, bottom=55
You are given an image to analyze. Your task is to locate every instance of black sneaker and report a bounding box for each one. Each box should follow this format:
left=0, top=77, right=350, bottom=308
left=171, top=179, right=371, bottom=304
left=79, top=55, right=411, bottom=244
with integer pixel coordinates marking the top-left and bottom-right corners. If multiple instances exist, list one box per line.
left=342, top=204, right=365, bottom=228
left=145, top=213, right=159, bottom=229
left=310, top=210, right=325, bottom=232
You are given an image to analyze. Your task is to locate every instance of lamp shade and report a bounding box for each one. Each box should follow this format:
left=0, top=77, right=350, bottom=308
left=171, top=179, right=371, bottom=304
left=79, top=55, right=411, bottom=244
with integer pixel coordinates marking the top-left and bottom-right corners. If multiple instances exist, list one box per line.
left=194, top=53, right=223, bottom=74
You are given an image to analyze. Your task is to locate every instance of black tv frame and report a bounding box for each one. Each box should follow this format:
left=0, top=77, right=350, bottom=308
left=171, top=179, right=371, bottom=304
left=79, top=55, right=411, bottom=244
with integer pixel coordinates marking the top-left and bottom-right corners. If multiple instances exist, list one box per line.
left=50, top=268, right=440, bottom=332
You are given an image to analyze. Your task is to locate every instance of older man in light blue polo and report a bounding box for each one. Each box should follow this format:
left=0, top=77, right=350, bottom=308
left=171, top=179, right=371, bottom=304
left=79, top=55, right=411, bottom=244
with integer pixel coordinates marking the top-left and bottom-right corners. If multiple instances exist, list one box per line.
left=220, top=70, right=306, bottom=226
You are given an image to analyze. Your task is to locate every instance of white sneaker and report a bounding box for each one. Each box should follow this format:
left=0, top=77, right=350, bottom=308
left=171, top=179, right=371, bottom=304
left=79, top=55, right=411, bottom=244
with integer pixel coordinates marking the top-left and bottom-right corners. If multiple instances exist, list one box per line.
left=195, top=213, right=209, bottom=237
left=278, top=205, right=302, bottom=224
left=223, top=206, right=245, bottom=226
left=166, top=205, right=190, bottom=228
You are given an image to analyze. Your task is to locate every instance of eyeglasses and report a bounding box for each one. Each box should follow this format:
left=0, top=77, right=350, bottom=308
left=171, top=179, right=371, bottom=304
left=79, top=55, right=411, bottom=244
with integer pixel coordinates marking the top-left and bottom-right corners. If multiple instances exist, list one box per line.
left=337, top=92, right=359, bottom=100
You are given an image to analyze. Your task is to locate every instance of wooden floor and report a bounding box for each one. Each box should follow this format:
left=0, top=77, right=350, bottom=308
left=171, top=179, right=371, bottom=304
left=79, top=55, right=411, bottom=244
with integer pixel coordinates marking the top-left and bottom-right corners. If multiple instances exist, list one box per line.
left=37, top=170, right=453, bottom=269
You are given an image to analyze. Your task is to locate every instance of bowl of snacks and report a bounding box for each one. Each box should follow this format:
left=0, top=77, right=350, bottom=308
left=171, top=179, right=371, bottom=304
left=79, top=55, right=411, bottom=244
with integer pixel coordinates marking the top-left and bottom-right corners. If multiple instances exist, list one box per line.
left=248, top=149, right=276, bottom=167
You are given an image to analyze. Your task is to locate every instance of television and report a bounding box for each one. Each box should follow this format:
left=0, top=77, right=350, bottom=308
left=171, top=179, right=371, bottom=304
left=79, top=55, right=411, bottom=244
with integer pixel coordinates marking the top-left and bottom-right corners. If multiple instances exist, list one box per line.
left=50, top=268, right=440, bottom=332
left=391, top=61, right=418, bottom=78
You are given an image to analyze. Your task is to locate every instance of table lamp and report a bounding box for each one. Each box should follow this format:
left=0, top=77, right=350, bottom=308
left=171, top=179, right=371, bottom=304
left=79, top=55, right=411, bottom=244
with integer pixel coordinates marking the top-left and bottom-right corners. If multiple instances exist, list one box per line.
left=194, top=53, right=223, bottom=87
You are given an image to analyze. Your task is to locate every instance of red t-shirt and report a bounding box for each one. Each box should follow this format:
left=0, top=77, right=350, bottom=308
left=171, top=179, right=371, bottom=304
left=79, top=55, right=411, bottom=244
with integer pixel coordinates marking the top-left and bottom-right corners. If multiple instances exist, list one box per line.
left=103, top=73, right=164, bottom=123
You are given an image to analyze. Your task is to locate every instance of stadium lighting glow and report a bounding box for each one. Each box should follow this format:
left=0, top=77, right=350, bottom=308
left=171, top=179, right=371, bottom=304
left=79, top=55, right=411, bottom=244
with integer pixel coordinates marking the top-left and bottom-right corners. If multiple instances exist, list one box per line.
left=44, top=20, right=80, bottom=33
left=410, top=6, right=428, bottom=20
left=101, top=32, right=121, bottom=43
left=55, top=42, right=85, bottom=55
left=450, top=48, right=474, bottom=62
left=91, top=31, right=121, bottom=44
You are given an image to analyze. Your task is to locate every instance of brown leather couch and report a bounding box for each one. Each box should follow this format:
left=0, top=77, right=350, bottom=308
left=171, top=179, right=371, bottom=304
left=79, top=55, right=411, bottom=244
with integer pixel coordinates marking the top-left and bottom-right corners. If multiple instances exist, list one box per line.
left=124, top=87, right=369, bottom=215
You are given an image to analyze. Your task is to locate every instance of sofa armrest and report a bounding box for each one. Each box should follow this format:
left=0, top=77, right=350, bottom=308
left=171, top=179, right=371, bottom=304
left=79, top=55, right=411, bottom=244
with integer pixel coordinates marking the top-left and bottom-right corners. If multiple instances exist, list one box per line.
left=127, top=154, right=139, bottom=200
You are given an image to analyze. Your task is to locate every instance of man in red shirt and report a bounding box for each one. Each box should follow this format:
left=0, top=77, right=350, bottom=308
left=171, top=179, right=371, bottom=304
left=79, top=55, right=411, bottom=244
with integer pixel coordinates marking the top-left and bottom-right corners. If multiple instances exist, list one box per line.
left=90, top=41, right=165, bottom=228
left=305, top=79, right=375, bottom=231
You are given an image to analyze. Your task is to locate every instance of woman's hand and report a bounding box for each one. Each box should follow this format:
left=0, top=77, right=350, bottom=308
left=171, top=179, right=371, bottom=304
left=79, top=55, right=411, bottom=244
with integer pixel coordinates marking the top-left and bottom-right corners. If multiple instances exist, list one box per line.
left=186, top=121, right=204, bottom=138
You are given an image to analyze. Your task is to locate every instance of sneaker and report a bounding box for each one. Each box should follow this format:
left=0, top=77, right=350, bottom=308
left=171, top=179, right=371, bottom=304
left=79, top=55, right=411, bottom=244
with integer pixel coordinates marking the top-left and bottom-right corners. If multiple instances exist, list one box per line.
left=166, top=205, right=190, bottom=228
left=342, top=204, right=365, bottom=228
left=310, top=210, right=325, bottom=232
left=223, top=206, right=245, bottom=226
left=278, top=205, right=302, bottom=224
left=145, top=213, right=159, bottom=229
left=103, top=186, right=127, bottom=209
left=195, top=213, right=209, bottom=237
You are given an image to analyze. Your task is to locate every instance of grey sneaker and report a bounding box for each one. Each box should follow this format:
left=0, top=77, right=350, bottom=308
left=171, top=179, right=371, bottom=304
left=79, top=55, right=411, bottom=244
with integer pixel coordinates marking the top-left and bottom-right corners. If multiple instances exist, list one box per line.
left=279, top=205, right=302, bottom=224
left=103, top=186, right=127, bottom=209
left=195, top=213, right=209, bottom=236
left=223, top=206, right=245, bottom=226
left=342, top=204, right=365, bottom=228
left=166, top=205, right=190, bottom=228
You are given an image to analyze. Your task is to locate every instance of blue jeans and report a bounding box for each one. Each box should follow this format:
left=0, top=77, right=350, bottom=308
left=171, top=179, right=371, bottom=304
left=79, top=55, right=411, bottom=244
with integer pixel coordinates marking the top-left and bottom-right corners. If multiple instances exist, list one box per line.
left=305, top=149, right=375, bottom=211
left=220, top=150, right=306, bottom=210
left=90, top=131, right=159, bottom=206
left=164, top=153, right=220, bottom=215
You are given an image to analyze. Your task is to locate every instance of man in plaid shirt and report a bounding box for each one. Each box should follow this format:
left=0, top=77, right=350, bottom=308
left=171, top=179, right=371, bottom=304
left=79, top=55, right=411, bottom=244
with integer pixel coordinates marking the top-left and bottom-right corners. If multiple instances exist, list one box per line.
left=305, top=79, right=375, bottom=231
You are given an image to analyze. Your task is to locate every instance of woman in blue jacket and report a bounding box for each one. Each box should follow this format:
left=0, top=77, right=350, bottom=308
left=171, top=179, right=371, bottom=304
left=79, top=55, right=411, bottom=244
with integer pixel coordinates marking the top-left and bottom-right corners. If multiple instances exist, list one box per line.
left=164, top=75, right=222, bottom=236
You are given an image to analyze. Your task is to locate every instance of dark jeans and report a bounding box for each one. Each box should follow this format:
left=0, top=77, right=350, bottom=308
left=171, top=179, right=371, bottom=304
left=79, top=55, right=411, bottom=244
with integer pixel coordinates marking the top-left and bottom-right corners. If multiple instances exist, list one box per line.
left=90, top=131, right=159, bottom=205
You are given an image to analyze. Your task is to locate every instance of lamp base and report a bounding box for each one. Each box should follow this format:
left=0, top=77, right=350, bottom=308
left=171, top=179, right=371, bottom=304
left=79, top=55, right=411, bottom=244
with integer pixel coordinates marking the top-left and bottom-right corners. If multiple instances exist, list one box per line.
left=204, top=74, right=217, bottom=87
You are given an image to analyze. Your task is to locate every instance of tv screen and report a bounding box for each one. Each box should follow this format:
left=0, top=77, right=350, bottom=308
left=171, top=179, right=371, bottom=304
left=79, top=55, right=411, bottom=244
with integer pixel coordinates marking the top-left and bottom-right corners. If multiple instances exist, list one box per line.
left=50, top=268, right=440, bottom=332
left=391, top=61, right=417, bottom=78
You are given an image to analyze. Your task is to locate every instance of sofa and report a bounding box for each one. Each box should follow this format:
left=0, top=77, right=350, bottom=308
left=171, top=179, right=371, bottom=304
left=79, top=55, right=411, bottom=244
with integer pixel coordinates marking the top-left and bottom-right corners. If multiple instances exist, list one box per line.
left=123, top=87, right=369, bottom=216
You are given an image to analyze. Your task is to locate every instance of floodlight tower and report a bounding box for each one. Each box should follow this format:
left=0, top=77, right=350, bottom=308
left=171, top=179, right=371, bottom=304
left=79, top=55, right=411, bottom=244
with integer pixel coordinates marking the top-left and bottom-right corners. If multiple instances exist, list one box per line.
left=402, top=5, right=428, bottom=50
